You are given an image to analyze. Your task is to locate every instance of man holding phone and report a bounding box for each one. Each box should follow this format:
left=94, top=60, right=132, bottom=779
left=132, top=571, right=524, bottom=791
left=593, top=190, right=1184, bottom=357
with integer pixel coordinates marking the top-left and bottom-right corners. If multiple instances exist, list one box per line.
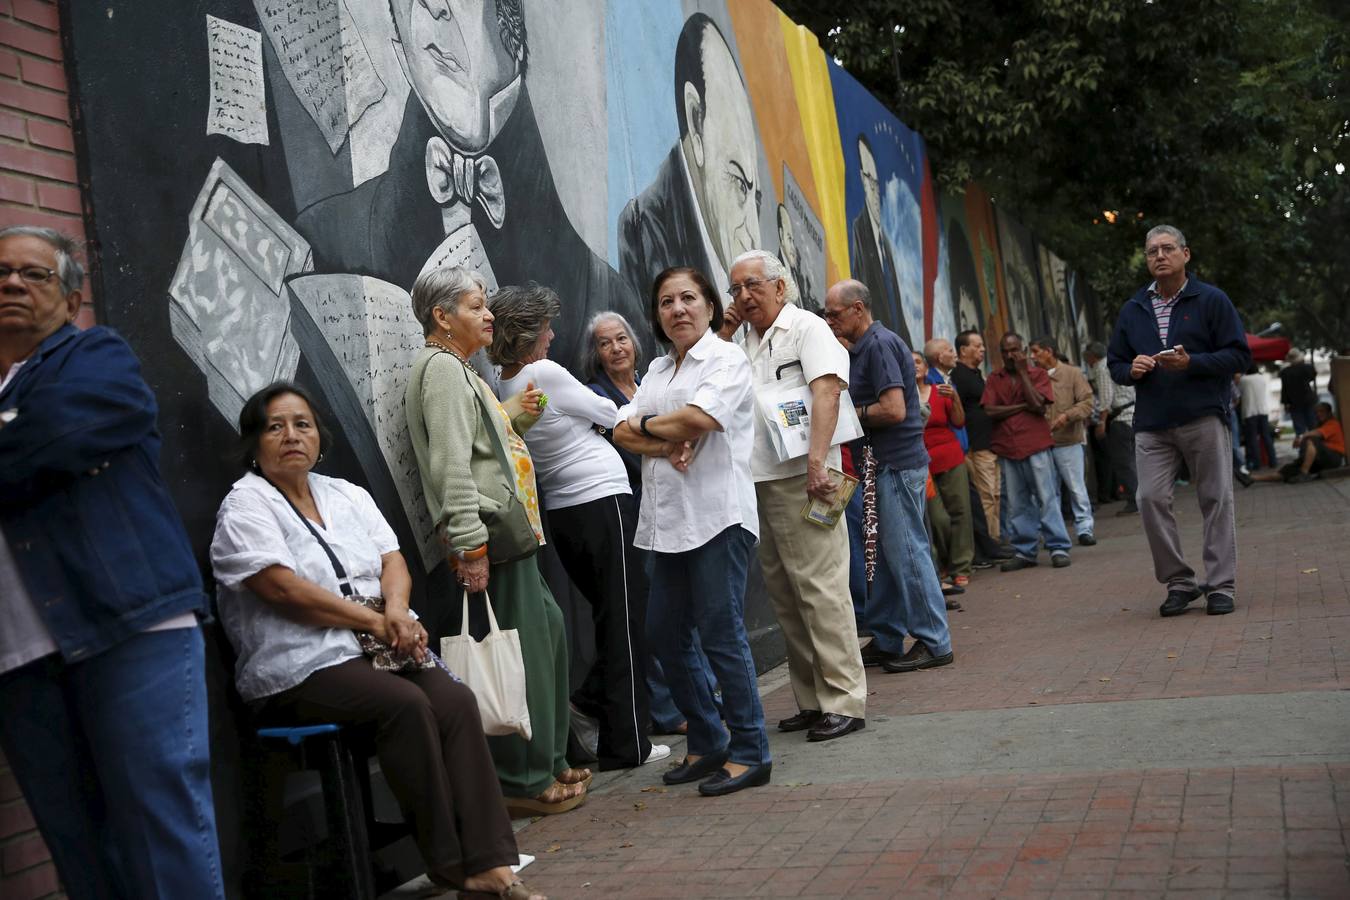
left=1107, top=225, right=1251, bottom=618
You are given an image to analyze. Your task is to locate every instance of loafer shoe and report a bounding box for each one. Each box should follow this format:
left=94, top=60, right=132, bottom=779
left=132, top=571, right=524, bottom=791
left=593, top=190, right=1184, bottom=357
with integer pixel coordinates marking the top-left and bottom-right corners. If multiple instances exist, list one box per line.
left=1051, top=552, right=1071, bottom=568
left=881, top=642, right=955, bottom=673
left=698, top=762, right=772, bottom=797
left=1001, top=556, right=1038, bottom=572
left=1206, top=592, right=1235, bottom=615
left=807, top=714, right=865, bottom=742
left=663, top=749, right=729, bottom=785
left=860, top=642, right=903, bottom=668
left=1078, top=533, right=1097, bottom=546
left=777, top=709, right=823, bottom=732
left=1159, top=588, right=1201, bottom=617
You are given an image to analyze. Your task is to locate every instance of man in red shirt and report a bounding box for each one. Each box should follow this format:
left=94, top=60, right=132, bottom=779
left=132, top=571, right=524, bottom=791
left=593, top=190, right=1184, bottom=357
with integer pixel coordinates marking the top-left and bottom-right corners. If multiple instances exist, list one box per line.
left=981, top=333, right=1073, bottom=570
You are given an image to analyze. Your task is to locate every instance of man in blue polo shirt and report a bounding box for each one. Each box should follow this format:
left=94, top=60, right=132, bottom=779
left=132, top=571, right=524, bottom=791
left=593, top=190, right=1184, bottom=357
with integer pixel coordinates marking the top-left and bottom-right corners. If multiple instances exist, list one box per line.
left=1107, top=225, right=1250, bottom=618
left=824, top=279, right=953, bottom=674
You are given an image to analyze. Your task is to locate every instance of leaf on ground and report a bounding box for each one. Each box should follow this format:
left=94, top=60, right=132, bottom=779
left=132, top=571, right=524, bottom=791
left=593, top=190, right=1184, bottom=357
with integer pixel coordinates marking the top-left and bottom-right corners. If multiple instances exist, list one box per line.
left=1301, top=568, right=1319, bottom=574
left=782, top=781, right=814, bottom=787
left=1013, top=594, right=1022, bottom=599
left=546, top=844, right=562, bottom=853
left=619, top=841, right=634, bottom=848
left=639, top=786, right=668, bottom=793
left=1166, top=653, right=1178, bottom=659
left=633, top=801, right=646, bottom=811
left=1028, top=700, right=1039, bottom=705
left=1098, top=677, right=1112, bottom=682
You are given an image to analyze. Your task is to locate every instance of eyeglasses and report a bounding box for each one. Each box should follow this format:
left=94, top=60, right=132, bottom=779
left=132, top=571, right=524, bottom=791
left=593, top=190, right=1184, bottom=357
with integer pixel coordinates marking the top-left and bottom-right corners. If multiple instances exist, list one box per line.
left=1144, top=243, right=1181, bottom=259
left=727, top=277, right=770, bottom=298
left=0, top=265, right=58, bottom=284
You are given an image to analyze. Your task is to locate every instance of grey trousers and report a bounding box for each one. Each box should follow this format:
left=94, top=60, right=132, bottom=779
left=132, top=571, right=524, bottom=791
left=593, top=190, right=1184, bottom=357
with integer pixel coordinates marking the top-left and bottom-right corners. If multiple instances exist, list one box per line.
left=1134, top=414, right=1238, bottom=597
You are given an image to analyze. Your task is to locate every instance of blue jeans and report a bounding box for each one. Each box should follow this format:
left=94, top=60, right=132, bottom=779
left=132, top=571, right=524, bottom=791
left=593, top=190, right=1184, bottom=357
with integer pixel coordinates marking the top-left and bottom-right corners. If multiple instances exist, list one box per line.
left=1242, top=414, right=1277, bottom=470
left=641, top=549, right=718, bottom=732
left=867, top=464, right=952, bottom=657
left=0, top=628, right=224, bottom=900
left=1002, top=450, right=1073, bottom=560
left=845, top=479, right=867, bottom=620
left=1229, top=408, right=1245, bottom=470
left=647, top=525, right=769, bottom=766
left=1050, top=444, right=1094, bottom=537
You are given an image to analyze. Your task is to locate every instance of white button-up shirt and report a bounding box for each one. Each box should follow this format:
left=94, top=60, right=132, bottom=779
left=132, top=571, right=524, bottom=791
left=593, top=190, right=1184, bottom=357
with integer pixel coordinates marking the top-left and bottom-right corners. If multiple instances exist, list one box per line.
left=211, top=471, right=401, bottom=701
left=617, top=328, right=758, bottom=553
left=742, top=302, right=850, bottom=483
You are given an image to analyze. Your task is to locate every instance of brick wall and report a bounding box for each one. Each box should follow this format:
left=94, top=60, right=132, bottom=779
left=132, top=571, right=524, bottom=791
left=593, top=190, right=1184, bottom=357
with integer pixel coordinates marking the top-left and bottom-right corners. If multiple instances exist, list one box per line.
left=1, top=1, right=82, bottom=897
left=0, top=0, right=91, bottom=324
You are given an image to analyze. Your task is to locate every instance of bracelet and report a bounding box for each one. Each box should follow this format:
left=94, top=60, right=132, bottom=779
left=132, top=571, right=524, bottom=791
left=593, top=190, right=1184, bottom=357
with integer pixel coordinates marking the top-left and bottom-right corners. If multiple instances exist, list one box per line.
left=639, top=414, right=657, bottom=437
left=454, top=544, right=488, bottom=562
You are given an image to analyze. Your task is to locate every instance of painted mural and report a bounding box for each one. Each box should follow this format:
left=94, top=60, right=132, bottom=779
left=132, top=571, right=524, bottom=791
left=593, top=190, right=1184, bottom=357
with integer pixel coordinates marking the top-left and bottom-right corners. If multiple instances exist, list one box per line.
left=64, top=0, right=1107, bottom=647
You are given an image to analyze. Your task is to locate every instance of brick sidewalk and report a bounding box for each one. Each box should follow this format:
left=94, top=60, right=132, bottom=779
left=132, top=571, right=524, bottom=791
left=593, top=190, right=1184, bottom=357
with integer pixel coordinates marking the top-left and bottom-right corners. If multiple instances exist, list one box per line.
left=511, top=479, right=1350, bottom=898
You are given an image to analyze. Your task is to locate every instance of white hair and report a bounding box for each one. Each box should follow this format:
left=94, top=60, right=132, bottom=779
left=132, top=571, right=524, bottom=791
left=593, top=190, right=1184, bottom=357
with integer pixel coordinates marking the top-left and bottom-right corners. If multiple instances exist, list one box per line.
left=0, top=225, right=84, bottom=294
left=410, top=266, right=488, bottom=336
left=731, top=248, right=800, bottom=305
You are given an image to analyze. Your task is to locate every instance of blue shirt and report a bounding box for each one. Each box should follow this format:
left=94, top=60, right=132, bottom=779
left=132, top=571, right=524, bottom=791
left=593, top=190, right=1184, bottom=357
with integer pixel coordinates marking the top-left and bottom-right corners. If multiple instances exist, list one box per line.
left=847, top=321, right=929, bottom=472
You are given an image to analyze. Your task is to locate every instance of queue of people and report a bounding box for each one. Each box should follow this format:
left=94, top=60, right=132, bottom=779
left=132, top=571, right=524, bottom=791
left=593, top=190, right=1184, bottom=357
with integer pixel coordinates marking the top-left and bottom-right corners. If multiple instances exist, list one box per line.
left=5, top=219, right=1342, bottom=899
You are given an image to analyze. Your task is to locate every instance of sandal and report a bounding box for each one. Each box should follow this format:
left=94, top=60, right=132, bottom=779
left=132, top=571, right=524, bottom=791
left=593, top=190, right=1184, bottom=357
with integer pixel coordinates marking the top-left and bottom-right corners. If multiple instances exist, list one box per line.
left=504, top=779, right=587, bottom=818
left=457, top=880, right=546, bottom=899
left=556, top=766, right=592, bottom=789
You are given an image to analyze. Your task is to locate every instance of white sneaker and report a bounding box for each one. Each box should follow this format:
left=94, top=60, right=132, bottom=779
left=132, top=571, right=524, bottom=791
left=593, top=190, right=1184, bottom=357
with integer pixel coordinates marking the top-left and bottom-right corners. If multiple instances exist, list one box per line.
left=643, top=743, right=671, bottom=765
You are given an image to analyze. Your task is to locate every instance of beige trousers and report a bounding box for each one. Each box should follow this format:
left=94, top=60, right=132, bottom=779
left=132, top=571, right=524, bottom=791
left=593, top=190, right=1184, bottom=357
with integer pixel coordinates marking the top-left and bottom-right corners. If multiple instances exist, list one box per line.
left=755, top=474, right=867, bottom=719
left=967, top=449, right=1001, bottom=541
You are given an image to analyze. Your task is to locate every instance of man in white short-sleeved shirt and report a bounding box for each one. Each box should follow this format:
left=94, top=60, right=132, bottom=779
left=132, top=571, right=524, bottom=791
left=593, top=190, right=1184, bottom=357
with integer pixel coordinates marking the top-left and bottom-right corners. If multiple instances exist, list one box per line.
left=730, top=250, right=867, bottom=743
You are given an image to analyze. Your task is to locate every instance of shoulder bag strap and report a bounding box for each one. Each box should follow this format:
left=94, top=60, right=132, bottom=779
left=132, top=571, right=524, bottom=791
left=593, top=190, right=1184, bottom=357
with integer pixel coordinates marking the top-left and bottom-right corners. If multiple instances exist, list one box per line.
left=262, top=475, right=353, bottom=597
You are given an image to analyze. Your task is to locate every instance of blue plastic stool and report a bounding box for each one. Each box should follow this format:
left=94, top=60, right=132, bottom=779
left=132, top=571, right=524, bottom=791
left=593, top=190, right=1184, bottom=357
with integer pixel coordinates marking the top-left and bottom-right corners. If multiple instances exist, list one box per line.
left=251, top=723, right=377, bottom=900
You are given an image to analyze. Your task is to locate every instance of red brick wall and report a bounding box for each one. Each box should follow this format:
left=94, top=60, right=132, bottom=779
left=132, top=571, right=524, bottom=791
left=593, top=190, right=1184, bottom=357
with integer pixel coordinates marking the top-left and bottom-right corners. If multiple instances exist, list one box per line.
left=1, top=1, right=82, bottom=897
left=0, top=0, right=91, bottom=327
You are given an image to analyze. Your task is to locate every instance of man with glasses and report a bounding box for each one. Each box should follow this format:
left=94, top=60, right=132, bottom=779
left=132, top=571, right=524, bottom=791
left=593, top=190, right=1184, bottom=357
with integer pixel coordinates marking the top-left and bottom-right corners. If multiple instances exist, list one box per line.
left=731, top=252, right=867, bottom=741
left=0, top=226, right=223, bottom=897
left=849, top=135, right=912, bottom=348
left=1107, top=225, right=1251, bottom=618
left=824, top=279, right=953, bottom=676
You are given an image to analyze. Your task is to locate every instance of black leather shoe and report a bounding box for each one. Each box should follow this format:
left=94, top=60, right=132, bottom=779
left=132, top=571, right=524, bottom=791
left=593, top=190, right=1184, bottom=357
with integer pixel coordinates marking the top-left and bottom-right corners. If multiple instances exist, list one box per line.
left=1001, top=556, right=1038, bottom=572
left=1235, top=469, right=1253, bottom=487
left=881, top=642, right=955, bottom=673
left=698, top=762, right=772, bottom=796
left=1078, top=533, right=1097, bottom=546
left=860, top=642, right=903, bottom=668
left=993, top=544, right=1017, bottom=559
left=778, top=709, right=823, bottom=732
left=1159, top=588, right=1201, bottom=617
left=1206, top=593, right=1235, bottom=615
left=1051, top=553, right=1071, bottom=568
left=807, top=714, right=865, bottom=742
left=663, top=750, right=730, bottom=785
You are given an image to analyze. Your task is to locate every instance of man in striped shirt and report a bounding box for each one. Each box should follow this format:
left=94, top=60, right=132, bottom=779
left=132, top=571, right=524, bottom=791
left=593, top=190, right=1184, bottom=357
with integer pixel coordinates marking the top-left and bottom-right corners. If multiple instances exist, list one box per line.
left=1106, top=225, right=1251, bottom=619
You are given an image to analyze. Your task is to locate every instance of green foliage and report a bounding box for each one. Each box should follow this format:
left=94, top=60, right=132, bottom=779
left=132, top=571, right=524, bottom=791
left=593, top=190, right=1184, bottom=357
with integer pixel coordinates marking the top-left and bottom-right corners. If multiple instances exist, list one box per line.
left=779, top=0, right=1349, bottom=350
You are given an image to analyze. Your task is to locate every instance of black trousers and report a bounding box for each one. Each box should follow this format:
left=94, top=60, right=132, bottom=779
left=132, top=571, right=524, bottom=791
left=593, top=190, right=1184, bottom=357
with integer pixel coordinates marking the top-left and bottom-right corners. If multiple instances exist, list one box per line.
left=548, top=493, right=653, bottom=770
left=1089, top=426, right=1115, bottom=501
left=1108, top=420, right=1139, bottom=502
left=259, top=658, right=518, bottom=882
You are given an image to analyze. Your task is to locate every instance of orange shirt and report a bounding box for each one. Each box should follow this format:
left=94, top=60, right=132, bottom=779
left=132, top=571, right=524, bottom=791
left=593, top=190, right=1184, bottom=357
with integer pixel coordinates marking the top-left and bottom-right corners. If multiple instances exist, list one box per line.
left=1314, top=418, right=1345, bottom=457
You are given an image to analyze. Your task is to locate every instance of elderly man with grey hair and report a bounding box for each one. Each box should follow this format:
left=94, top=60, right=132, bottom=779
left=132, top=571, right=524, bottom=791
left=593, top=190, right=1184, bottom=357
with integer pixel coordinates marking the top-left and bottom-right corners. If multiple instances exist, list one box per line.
left=1107, top=225, right=1251, bottom=619
left=0, top=226, right=224, bottom=897
left=728, top=250, right=867, bottom=742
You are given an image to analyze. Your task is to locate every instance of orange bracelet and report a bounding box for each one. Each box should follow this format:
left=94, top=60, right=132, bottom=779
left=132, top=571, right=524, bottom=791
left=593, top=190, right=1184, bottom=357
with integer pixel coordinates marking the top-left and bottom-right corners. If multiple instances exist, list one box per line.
left=455, top=544, right=488, bottom=562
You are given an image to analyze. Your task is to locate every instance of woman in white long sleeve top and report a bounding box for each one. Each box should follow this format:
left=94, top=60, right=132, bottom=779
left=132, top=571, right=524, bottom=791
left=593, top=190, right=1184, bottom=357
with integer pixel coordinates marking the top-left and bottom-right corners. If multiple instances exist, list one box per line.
left=489, top=284, right=667, bottom=771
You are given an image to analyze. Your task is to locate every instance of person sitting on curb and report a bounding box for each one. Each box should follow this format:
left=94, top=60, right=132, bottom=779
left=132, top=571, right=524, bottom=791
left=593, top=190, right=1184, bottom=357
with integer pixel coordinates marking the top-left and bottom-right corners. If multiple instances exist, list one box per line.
left=1253, top=402, right=1344, bottom=484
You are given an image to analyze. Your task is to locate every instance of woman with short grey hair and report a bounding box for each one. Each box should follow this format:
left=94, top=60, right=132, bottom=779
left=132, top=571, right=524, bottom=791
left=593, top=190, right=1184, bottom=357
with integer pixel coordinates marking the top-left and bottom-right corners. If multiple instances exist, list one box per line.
left=404, top=266, right=591, bottom=818
left=488, top=284, right=667, bottom=771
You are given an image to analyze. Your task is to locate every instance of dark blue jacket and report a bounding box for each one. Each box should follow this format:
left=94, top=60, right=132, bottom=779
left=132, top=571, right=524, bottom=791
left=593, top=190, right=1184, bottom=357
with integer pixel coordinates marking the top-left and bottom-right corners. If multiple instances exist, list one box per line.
left=1107, top=278, right=1251, bottom=432
left=0, top=325, right=205, bottom=663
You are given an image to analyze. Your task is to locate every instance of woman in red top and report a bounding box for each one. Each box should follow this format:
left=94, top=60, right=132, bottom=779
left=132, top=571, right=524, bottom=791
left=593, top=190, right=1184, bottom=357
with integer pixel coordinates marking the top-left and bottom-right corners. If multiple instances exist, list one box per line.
left=914, top=352, right=975, bottom=589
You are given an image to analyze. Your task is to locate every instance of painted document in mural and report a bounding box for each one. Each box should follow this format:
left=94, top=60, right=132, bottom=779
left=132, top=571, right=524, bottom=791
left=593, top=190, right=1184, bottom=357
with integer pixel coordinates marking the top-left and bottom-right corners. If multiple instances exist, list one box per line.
left=287, top=274, right=439, bottom=570
left=167, top=158, right=310, bottom=426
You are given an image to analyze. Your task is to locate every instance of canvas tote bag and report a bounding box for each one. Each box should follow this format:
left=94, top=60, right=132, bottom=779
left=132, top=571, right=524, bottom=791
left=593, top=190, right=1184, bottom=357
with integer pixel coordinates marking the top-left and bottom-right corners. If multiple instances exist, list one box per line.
left=441, top=591, right=531, bottom=740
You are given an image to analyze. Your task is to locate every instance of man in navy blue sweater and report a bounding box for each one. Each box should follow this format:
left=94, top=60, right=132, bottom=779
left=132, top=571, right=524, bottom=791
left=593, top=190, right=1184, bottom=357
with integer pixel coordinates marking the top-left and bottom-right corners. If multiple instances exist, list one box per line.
left=1107, top=225, right=1251, bottom=618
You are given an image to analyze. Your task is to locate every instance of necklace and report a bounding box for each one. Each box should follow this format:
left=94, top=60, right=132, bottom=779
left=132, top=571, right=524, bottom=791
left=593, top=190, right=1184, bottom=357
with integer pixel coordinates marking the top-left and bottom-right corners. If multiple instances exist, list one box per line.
left=425, top=335, right=469, bottom=365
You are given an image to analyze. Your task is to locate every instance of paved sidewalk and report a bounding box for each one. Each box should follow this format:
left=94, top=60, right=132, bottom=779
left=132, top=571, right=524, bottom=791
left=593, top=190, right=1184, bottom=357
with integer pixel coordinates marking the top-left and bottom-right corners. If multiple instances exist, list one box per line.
left=399, top=477, right=1350, bottom=898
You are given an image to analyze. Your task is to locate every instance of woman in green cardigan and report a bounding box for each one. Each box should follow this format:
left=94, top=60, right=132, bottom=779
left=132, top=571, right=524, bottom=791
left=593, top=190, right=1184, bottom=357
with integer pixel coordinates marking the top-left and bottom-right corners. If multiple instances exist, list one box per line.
left=405, top=266, right=588, bottom=818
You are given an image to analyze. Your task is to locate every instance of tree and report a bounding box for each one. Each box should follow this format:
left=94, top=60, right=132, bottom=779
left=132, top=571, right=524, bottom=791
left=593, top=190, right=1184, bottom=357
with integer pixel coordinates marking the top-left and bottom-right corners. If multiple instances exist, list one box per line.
left=778, top=0, right=1348, bottom=348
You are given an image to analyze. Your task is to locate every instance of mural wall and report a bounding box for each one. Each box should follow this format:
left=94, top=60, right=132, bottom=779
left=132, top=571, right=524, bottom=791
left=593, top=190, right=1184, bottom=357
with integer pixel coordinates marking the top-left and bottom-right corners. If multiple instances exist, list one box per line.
left=64, top=0, right=1105, bottom=656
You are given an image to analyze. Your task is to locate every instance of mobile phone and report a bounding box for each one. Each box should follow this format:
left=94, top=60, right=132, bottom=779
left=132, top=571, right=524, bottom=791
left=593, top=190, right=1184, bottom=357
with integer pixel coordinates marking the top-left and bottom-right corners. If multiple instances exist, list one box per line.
left=1157, top=348, right=1178, bottom=356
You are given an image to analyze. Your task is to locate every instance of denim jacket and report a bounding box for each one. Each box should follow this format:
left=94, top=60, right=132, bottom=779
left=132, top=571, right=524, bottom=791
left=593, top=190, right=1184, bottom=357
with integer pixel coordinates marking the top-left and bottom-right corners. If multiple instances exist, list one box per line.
left=0, top=325, right=206, bottom=663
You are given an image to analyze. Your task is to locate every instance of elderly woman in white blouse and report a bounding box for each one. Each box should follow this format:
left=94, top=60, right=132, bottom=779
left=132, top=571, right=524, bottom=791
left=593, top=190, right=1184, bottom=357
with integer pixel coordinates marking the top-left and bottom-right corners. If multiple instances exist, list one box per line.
left=210, top=382, right=542, bottom=899
left=488, top=283, right=667, bottom=771
left=613, top=266, right=771, bottom=798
